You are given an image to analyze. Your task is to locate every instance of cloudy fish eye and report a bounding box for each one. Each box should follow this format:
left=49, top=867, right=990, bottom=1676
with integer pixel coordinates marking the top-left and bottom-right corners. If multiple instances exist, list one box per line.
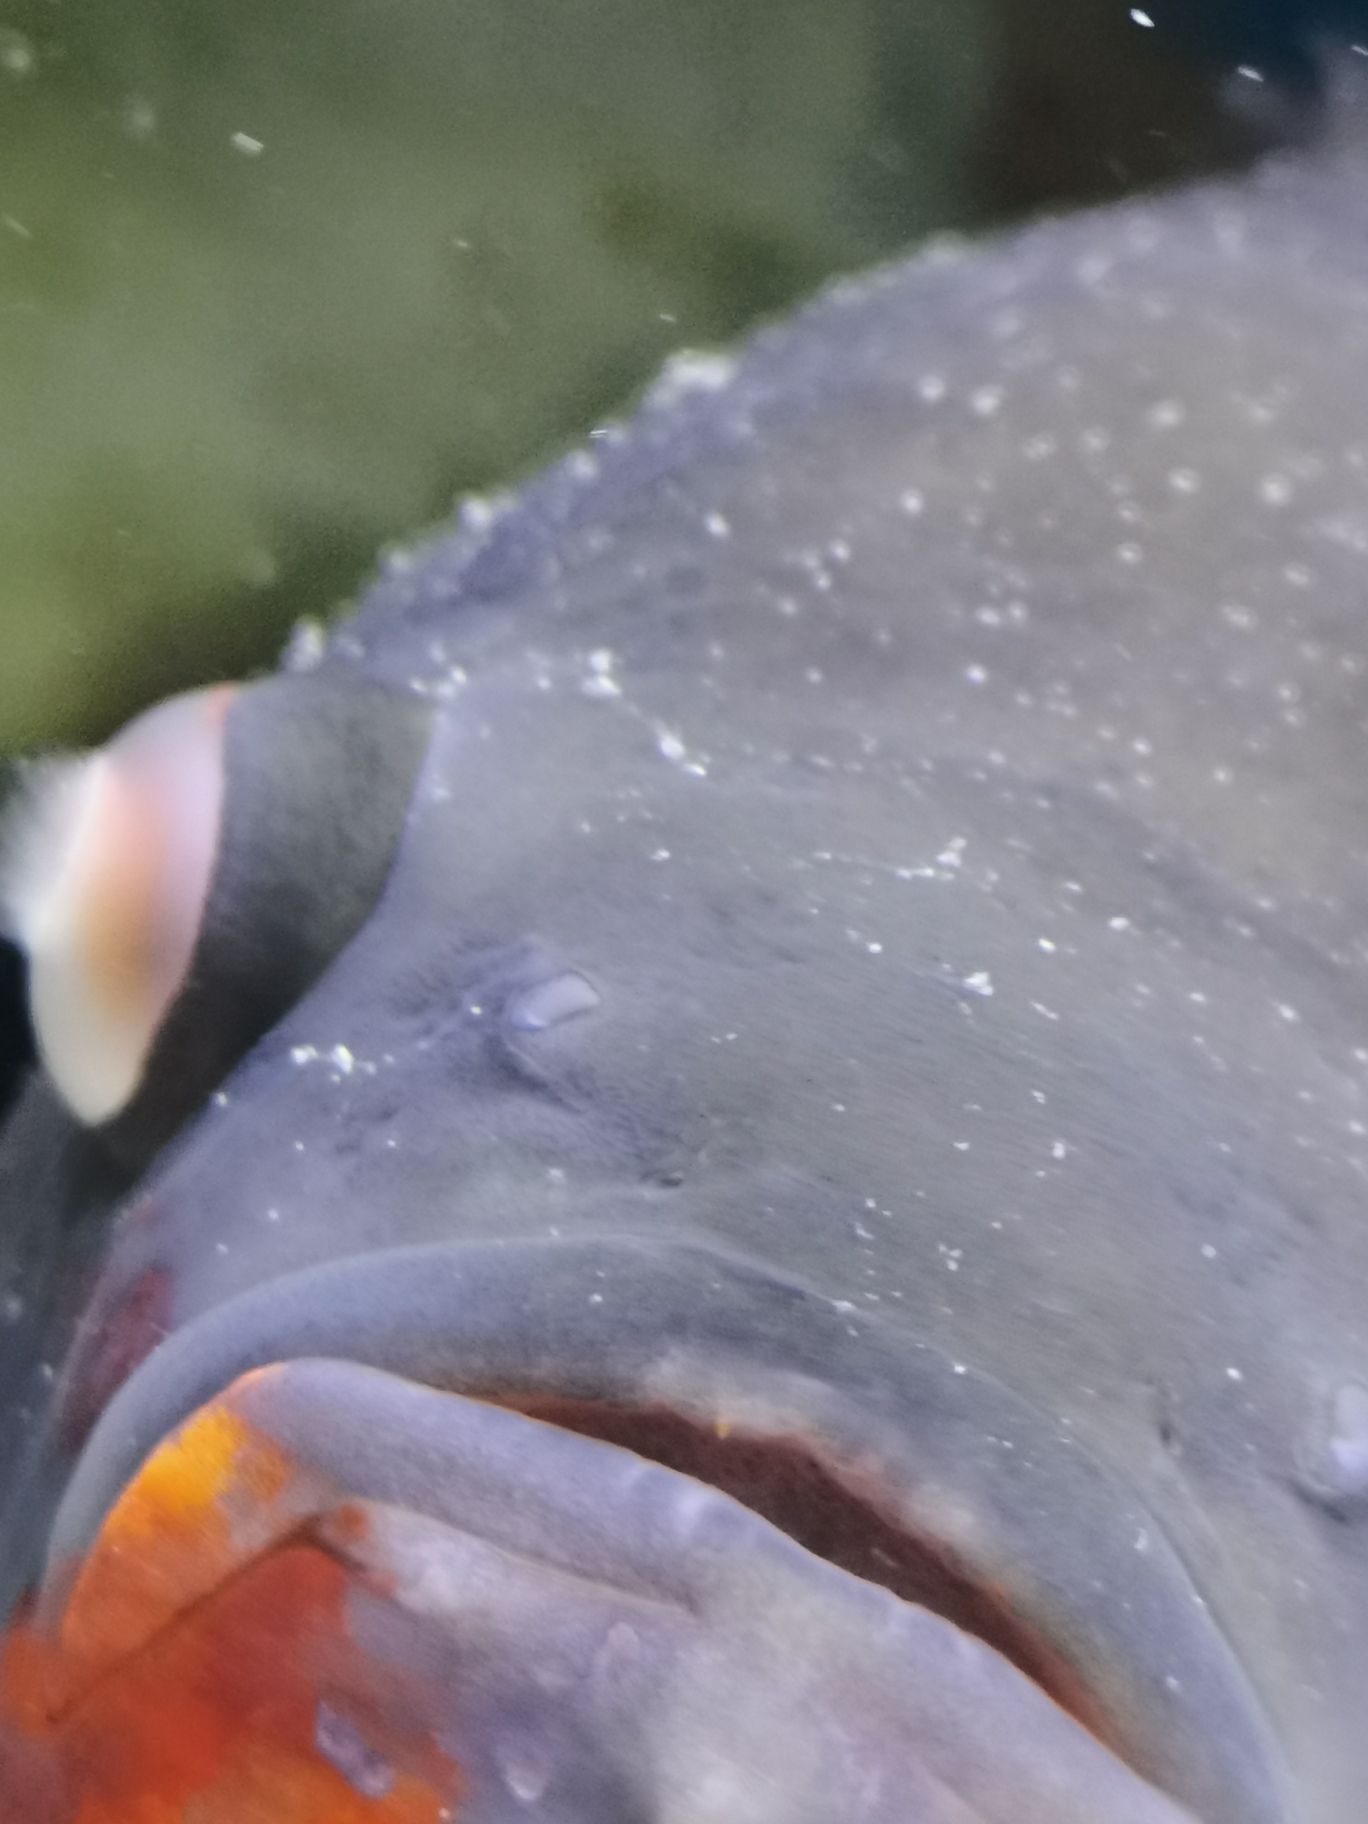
left=0, top=673, right=432, bottom=1157
left=1, top=685, right=234, bottom=1127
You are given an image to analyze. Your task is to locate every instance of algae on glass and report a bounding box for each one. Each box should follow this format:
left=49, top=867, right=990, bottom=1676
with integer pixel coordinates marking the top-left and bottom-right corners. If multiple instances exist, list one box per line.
left=0, top=0, right=989, bottom=750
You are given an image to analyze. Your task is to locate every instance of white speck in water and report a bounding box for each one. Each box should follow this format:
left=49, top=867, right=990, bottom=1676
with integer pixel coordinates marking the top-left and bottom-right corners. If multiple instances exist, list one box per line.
left=970, top=385, right=1004, bottom=418
left=1226, top=1367, right=1244, bottom=1383
left=1051, top=1140, right=1069, bottom=1160
left=230, top=130, right=264, bottom=156
left=704, top=511, right=731, bottom=540
left=1108, top=915, right=1132, bottom=932
left=899, top=488, right=925, bottom=517
left=1130, top=7, right=1155, bottom=25
left=962, top=970, right=995, bottom=997
left=1236, top=64, right=1265, bottom=83
left=1038, top=936, right=1057, bottom=953
left=918, top=374, right=947, bottom=404
left=0, top=30, right=36, bottom=76
left=284, top=617, right=327, bottom=672
left=1168, top=468, right=1201, bottom=495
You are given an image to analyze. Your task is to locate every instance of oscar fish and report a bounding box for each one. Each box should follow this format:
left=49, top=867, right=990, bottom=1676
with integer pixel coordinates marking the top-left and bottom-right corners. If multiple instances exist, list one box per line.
left=3, top=76, right=1368, bottom=1824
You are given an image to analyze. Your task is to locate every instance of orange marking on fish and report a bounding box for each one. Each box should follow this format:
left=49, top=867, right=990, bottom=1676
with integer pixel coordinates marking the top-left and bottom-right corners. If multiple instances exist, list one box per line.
left=57, top=1384, right=333, bottom=1695
left=1, top=1534, right=460, bottom=1823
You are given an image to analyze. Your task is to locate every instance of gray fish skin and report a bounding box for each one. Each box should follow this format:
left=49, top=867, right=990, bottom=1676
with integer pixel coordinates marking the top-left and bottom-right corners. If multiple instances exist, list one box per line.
left=7, top=86, right=1368, bottom=1824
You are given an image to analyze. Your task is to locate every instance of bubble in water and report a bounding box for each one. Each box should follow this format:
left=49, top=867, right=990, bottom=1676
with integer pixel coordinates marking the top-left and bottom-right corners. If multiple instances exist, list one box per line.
left=0, top=30, right=35, bottom=77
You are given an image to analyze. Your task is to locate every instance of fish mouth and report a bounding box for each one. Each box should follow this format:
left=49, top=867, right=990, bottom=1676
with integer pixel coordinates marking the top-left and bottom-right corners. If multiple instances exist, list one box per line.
left=4, top=1238, right=1284, bottom=1823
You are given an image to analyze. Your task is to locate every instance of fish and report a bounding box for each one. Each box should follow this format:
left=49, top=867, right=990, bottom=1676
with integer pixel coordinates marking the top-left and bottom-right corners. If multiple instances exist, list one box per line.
left=2, top=66, right=1368, bottom=1824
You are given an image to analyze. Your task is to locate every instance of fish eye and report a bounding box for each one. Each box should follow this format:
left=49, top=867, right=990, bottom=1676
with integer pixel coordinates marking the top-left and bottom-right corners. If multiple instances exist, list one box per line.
left=1, top=673, right=431, bottom=1160
left=1, top=685, right=233, bottom=1128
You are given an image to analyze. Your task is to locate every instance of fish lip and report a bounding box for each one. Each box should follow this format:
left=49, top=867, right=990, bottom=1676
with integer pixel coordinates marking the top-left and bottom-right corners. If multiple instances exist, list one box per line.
left=36, top=1230, right=1291, bottom=1823
left=7, top=1365, right=1199, bottom=1824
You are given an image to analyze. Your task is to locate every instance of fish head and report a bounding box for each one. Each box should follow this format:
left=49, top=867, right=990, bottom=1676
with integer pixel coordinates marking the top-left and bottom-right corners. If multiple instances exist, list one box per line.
left=4, top=78, right=1368, bottom=1824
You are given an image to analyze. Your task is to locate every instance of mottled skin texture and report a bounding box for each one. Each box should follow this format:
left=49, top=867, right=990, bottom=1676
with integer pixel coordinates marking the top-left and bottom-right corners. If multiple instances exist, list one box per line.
left=5, top=96, right=1368, bottom=1824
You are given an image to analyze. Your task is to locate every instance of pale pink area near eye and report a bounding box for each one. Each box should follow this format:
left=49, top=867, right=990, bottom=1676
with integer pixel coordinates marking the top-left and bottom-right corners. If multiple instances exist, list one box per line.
left=81, top=684, right=234, bottom=1029
left=18, top=683, right=235, bottom=1123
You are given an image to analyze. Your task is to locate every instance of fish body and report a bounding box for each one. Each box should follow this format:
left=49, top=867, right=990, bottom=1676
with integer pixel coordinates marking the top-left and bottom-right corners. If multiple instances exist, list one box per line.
left=4, top=88, right=1368, bottom=1824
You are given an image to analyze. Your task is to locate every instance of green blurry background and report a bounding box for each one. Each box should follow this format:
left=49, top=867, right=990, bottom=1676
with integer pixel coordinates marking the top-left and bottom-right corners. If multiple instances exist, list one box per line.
left=0, top=0, right=1278, bottom=752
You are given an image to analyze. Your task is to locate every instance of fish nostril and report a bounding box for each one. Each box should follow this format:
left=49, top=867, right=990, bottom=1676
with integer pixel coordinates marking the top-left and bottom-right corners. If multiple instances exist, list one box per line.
left=1297, top=1379, right=1368, bottom=1516
left=504, top=971, right=602, bottom=1034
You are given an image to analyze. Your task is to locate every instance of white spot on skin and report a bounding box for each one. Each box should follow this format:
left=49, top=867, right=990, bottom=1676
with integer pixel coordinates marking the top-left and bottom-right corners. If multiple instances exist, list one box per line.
left=649, top=350, right=736, bottom=406
left=581, top=647, right=622, bottom=700
left=1147, top=399, right=1186, bottom=430
left=1260, top=474, right=1294, bottom=507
